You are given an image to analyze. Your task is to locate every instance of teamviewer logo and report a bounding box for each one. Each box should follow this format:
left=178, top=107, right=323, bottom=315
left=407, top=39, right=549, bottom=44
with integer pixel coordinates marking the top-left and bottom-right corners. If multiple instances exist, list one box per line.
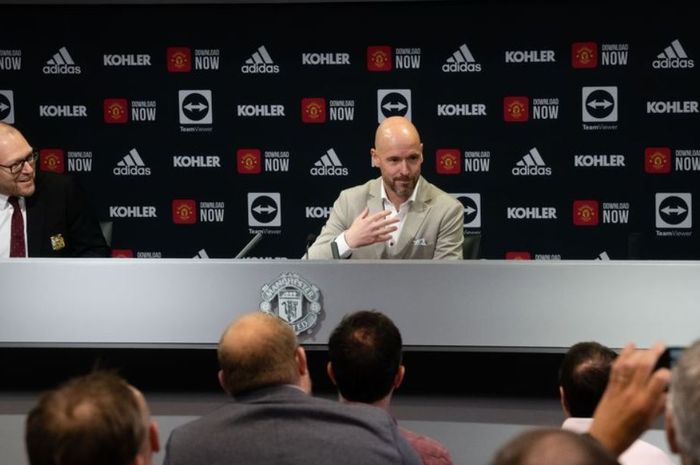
left=248, top=193, right=281, bottom=227
left=0, top=90, right=15, bottom=123
left=452, top=193, right=481, bottom=228
left=656, top=193, right=691, bottom=228
left=377, top=89, right=411, bottom=122
left=582, top=86, right=617, bottom=122
left=179, top=90, right=212, bottom=124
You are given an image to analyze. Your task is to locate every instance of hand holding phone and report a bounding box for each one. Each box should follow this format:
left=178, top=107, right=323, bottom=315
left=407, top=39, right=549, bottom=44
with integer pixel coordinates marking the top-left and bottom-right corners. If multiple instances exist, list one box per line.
left=654, top=346, right=684, bottom=371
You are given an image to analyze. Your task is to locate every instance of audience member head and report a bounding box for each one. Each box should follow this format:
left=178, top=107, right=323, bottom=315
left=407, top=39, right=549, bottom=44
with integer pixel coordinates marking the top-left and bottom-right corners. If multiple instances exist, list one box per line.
left=0, top=122, right=36, bottom=197
left=667, top=340, right=700, bottom=465
left=559, top=341, right=617, bottom=417
left=327, top=310, right=404, bottom=404
left=490, top=428, right=619, bottom=465
left=370, top=116, right=423, bottom=204
left=25, top=371, right=159, bottom=465
left=217, top=312, right=310, bottom=396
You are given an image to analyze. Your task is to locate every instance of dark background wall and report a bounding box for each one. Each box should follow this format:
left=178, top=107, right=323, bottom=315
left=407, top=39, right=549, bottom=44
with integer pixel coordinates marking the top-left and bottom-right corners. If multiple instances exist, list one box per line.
left=1, top=4, right=685, bottom=463
left=2, top=0, right=699, bottom=260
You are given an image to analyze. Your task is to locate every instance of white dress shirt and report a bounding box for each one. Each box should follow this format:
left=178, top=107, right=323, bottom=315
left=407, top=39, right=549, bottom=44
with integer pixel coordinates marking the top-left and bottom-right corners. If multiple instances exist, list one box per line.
left=335, top=179, right=421, bottom=258
left=562, top=417, right=674, bottom=465
left=0, top=193, right=28, bottom=258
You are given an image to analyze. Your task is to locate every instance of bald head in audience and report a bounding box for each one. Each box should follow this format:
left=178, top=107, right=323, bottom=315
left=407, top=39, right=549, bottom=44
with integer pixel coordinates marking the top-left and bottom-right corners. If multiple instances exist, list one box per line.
left=25, top=371, right=159, bottom=465
left=217, top=312, right=311, bottom=396
left=491, top=428, right=619, bottom=465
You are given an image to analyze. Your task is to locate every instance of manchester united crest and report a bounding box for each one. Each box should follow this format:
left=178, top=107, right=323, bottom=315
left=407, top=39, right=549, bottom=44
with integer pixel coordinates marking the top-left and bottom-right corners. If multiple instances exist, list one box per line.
left=259, top=272, right=323, bottom=335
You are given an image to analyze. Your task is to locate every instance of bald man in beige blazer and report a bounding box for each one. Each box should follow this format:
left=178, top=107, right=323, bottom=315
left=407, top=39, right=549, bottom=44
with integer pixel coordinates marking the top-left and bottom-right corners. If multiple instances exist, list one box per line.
left=308, top=117, right=463, bottom=260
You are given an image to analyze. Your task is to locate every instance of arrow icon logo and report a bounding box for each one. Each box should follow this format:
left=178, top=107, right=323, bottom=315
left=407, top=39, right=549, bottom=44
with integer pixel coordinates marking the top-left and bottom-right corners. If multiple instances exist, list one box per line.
left=253, top=204, right=276, bottom=214
left=0, top=103, right=8, bottom=112
left=661, top=205, right=687, bottom=215
left=184, top=102, right=207, bottom=112
left=382, top=102, right=407, bottom=112
left=587, top=99, right=612, bottom=109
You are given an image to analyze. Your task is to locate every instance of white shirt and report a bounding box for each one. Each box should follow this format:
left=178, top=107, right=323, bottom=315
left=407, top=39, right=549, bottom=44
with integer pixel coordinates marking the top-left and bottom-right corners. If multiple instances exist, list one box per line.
left=562, top=417, right=674, bottom=465
left=0, top=193, right=28, bottom=258
left=335, top=179, right=421, bottom=258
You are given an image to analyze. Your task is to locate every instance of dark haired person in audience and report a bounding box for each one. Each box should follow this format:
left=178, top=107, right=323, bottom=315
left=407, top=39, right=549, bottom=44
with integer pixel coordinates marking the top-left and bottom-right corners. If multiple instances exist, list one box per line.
left=666, top=340, right=700, bottom=465
left=491, top=342, right=670, bottom=465
left=163, top=312, right=421, bottom=465
left=25, top=371, right=160, bottom=465
left=559, top=341, right=672, bottom=465
left=307, top=116, right=463, bottom=259
left=327, top=310, right=454, bottom=465
left=0, top=122, right=109, bottom=257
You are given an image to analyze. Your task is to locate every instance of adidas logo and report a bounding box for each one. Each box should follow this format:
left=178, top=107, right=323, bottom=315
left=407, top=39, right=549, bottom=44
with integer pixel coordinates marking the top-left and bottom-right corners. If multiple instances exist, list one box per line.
left=193, top=249, right=209, bottom=259
left=442, top=44, right=481, bottom=72
left=43, top=46, right=81, bottom=74
left=113, top=148, right=151, bottom=176
left=595, top=251, right=610, bottom=260
left=653, top=39, right=694, bottom=69
left=512, top=147, right=551, bottom=176
left=241, top=45, right=279, bottom=74
left=47, top=47, right=76, bottom=65
left=310, top=148, right=348, bottom=176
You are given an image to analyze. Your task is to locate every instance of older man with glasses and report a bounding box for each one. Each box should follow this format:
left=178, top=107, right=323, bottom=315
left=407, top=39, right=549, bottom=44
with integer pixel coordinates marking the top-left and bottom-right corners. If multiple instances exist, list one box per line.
left=0, top=123, right=109, bottom=257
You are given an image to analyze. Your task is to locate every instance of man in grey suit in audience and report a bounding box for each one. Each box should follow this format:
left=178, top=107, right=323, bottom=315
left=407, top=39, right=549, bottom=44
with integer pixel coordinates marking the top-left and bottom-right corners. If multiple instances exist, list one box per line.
left=163, top=312, right=421, bottom=465
left=307, top=116, right=463, bottom=260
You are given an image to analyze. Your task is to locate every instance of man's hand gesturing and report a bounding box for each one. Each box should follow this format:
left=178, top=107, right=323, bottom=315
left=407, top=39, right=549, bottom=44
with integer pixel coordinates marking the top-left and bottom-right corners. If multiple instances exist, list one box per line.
left=344, top=208, right=400, bottom=249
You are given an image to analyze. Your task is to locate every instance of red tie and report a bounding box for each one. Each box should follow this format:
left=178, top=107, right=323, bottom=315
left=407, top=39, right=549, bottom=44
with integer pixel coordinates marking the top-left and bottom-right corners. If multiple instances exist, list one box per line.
left=8, top=196, right=26, bottom=258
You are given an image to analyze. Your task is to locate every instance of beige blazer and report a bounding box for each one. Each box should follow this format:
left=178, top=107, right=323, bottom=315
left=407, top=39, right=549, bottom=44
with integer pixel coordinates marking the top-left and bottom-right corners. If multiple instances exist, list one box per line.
left=308, top=177, right=464, bottom=259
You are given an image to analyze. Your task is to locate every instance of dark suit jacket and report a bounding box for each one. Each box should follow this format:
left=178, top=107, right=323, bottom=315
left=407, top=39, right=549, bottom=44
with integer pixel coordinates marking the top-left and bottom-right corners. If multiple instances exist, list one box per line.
left=26, top=171, right=109, bottom=257
left=164, top=385, right=421, bottom=465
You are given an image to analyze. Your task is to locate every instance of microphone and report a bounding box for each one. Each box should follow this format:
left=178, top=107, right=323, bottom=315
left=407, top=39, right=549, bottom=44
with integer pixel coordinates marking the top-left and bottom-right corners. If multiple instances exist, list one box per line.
left=305, top=234, right=317, bottom=260
left=234, top=233, right=263, bottom=259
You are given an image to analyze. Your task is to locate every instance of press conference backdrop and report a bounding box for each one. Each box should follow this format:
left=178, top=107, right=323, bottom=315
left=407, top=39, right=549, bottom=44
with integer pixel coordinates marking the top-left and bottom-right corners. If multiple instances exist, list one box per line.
left=1, top=1, right=699, bottom=259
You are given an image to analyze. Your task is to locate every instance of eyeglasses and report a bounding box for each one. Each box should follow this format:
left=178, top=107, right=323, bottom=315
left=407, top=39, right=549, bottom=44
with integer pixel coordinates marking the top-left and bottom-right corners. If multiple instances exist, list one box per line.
left=0, top=149, right=38, bottom=175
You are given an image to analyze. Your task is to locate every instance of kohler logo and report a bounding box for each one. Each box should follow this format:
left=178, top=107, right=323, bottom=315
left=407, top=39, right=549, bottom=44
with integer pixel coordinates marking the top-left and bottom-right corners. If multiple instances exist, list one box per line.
left=305, top=206, right=332, bottom=219
left=103, top=54, right=151, bottom=66
left=109, top=206, right=157, bottom=218
left=39, top=105, right=87, bottom=118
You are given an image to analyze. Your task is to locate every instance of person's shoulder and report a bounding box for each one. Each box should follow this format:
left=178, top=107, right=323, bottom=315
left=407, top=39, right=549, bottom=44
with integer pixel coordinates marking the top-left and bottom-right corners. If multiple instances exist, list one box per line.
left=620, top=438, right=673, bottom=465
left=399, top=426, right=451, bottom=454
left=168, top=402, right=232, bottom=440
left=339, top=178, right=378, bottom=197
left=421, top=178, right=461, bottom=208
left=308, top=396, right=395, bottom=426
